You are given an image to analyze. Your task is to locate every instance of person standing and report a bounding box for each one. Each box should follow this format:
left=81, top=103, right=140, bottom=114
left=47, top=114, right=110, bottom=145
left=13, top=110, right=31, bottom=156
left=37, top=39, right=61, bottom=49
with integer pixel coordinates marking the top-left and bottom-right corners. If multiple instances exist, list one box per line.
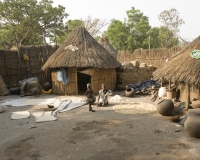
left=85, top=83, right=95, bottom=112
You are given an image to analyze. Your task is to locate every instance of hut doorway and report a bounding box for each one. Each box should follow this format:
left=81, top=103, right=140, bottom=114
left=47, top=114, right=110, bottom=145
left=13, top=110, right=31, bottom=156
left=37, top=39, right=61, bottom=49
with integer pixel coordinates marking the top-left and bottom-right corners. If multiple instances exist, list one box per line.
left=77, top=72, right=91, bottom=94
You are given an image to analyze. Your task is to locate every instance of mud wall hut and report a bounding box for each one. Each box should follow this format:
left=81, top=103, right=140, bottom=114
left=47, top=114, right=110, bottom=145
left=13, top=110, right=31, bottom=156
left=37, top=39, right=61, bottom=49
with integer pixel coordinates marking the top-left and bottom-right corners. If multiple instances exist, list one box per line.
left=153, top=36, right=200, bottom=104
left=42, top=26, right=121, bottom=95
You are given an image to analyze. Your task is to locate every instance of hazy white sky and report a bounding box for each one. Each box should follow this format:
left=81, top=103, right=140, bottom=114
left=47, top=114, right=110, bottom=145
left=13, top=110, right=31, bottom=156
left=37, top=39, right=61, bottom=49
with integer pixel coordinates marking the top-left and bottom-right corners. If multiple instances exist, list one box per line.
left=53, top=0, right=200, bottom=42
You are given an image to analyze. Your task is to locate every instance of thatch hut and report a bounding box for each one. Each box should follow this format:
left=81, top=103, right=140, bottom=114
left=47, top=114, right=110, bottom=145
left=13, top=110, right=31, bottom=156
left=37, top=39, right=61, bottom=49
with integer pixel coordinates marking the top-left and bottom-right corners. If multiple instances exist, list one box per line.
left=153, top=36, right=200, bottom=105
left=42, top=26, right=121, bottom=95
left=98, top=36, right=118, bottom=59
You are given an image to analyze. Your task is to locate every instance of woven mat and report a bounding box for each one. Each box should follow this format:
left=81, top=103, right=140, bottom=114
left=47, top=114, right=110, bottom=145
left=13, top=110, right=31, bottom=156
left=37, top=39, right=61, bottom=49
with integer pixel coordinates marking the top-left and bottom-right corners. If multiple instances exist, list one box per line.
left=32, top=111, right=57, bottom=123
left=11, top=111, right=30, bottom=119
left=113, top=102, right=156, bottom=114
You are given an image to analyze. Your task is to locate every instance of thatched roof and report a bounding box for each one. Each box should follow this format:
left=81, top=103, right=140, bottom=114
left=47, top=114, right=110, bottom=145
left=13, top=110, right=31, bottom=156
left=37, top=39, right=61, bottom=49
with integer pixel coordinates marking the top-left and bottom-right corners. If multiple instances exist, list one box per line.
left=42, top=27, right=121, bottom=70
left=98, top=36, right=118, bottom=58
left=153, top=36, right=200, bottom=85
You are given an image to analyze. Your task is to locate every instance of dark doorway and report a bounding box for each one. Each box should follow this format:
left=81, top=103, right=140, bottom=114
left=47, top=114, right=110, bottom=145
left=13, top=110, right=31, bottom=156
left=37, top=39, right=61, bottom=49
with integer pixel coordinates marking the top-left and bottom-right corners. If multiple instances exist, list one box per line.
left=77, top=72, right=91, bottom=94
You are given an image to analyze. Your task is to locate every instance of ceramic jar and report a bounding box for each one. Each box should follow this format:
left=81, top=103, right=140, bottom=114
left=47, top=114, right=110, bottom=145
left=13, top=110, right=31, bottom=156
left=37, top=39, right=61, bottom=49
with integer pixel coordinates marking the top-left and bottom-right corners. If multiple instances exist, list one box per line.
left=156, top=99, right=174, bottom=116
left=185, top=109, right=200, bottom=138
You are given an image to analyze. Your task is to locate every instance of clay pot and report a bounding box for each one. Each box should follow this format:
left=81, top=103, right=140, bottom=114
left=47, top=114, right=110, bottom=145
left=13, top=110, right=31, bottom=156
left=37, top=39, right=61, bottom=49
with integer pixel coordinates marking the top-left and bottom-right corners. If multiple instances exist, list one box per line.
left=43, top=82, right=52, bottom=91
left=0, top=106, right=4, bottom=113
left=125, top=88, right=135, bottom=97
left=156, top=99, right=174, bottom=116
left=184, top=109, right=200, bottom=138
left=166, top=91, right=173, bottom=100
left=9, top=87, right=20, bottom=95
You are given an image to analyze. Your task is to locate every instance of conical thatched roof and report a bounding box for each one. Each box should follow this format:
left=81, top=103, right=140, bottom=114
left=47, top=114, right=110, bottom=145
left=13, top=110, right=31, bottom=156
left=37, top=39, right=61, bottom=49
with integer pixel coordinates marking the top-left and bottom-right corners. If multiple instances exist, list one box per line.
left=98, top=36, right=118, bottom=58
left=153, top=36, right=200, bottom=85
left=42, top=27, right=121, bottom=70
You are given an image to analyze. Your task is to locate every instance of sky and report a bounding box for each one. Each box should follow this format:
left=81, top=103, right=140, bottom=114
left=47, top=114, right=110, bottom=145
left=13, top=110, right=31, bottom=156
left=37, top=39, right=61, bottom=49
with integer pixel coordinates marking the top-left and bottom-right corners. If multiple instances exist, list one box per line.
left=53, top=0, right=200, bottom=42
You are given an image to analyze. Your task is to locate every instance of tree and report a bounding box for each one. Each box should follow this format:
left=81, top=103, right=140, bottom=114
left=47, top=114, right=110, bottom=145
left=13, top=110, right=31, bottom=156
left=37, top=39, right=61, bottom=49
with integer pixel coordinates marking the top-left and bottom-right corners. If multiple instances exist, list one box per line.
left=158, top=26, right=179, bottom=48
left=0, top=0, right=68, bottom=48
left=105, top=7, right=151, bottom=52
left=82, top=16, right=108, bottom=37
left=126, top=7, right=151, bottom=50
left=55, top=16, right=108, bottom=44
left=104, top=19, right=129, bottom=51
left=158, top=8, right=184, bottom=48
left=146, top=27, right=161, bottom=49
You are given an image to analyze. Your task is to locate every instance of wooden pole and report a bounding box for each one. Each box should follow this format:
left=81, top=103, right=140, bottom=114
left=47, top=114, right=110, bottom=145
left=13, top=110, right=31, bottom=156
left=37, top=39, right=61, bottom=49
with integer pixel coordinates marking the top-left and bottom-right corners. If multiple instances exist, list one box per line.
left=4, top=51, right=10, bottom=88
left=169, top=80, right=171, bottom=90
left=186, top=84, right=190, bottom=111
left=43, top=32, right=50, bottom=84
left=16, top=41, right=21, bottom=82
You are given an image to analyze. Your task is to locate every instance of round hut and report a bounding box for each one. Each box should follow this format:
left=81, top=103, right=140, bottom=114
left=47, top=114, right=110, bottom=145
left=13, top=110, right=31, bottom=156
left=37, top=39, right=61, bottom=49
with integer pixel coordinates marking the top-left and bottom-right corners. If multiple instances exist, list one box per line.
left=42, top=26, right=121, bottom=95
left=153, top=35, right=200, bottom=107
left=98, top=36, right=118, bottom=59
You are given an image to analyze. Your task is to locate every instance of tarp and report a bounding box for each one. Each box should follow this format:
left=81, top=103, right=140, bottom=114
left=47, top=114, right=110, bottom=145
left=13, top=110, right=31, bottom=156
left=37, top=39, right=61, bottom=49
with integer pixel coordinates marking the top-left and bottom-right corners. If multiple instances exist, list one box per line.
left=33, top=111, right=57, bottom=123
left=127, top=79, right=159, bottom=92
left=190, top=50, right=200, bottom=59
left=52, top=99, right=86, bottom=116
left=57, top=68, right=70, bottom=84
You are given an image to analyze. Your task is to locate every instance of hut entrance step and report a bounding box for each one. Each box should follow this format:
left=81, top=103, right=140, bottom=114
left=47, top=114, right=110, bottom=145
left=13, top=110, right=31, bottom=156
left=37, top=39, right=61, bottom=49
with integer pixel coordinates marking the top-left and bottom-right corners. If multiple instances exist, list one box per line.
left=77, top=72, right=91, bottom=93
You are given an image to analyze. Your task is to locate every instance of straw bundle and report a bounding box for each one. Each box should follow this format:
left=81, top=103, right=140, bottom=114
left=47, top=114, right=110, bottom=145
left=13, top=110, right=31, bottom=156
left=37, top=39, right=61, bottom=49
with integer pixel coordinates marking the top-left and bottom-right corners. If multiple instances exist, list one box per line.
left=0, top=75, right=9, bottom=96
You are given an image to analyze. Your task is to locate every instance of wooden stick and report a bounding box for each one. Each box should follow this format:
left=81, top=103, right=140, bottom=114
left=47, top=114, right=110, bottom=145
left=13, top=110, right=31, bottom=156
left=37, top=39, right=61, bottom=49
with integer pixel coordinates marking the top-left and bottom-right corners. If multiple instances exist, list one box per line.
left=186, top=84, right=190, bottom=111
left=150, top=91, right=158, bottom=101
left=169, top=80, right=171, bottom=90
left=160, top=78, right=163, bottom=87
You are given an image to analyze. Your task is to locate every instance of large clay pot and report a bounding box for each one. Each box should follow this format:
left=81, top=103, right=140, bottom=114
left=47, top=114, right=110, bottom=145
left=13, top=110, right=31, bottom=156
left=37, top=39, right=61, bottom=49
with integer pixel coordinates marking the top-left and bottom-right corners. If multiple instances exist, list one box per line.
left=184, top=109, right=200, bottom=138
left=125, top=88, right=135, bottom=97
left=156, top=99, right=174, bottom=116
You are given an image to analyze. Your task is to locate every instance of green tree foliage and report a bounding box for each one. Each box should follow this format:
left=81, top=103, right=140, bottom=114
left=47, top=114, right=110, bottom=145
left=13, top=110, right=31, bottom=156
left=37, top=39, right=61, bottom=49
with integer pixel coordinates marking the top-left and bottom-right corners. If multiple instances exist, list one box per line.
left=158, top=8, right=184, bottom=48
left=158, top=26, right=179, bottom=48
left=126, top=7, right=151, bottom=50
left=0, top=0, right=68, bottom=48
left=105, top=7, right=151, bottom=53
left=146, top=27, right=161, bottom=49
left=104, top=19, right=129, bottom=51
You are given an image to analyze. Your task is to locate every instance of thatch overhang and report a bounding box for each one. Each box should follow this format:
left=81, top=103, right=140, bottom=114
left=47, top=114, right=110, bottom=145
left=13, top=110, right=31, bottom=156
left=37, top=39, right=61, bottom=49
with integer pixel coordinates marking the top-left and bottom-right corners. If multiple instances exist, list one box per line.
left=42, top=26, right=121, bottom=70
left=153, top=36, right=200, bottom=85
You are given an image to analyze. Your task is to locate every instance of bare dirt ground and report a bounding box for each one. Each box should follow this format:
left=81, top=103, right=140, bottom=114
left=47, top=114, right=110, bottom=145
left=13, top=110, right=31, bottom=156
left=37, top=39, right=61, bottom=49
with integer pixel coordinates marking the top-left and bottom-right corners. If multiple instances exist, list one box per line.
left=0, top=92, right=200, bottom=160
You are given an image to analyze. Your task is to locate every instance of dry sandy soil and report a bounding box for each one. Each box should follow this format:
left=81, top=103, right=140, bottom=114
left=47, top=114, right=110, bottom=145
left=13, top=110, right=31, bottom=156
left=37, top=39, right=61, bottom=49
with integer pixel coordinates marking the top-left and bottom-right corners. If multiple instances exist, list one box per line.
left=0, top=92, right=200, bottom=160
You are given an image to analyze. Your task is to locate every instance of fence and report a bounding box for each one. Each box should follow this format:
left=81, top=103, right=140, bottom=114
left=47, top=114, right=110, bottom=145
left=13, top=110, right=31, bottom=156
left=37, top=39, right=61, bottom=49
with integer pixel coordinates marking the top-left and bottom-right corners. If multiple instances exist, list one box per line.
left=0, top=45, right=58, bottom=88
left=117, top=46, right=182, bottom=68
